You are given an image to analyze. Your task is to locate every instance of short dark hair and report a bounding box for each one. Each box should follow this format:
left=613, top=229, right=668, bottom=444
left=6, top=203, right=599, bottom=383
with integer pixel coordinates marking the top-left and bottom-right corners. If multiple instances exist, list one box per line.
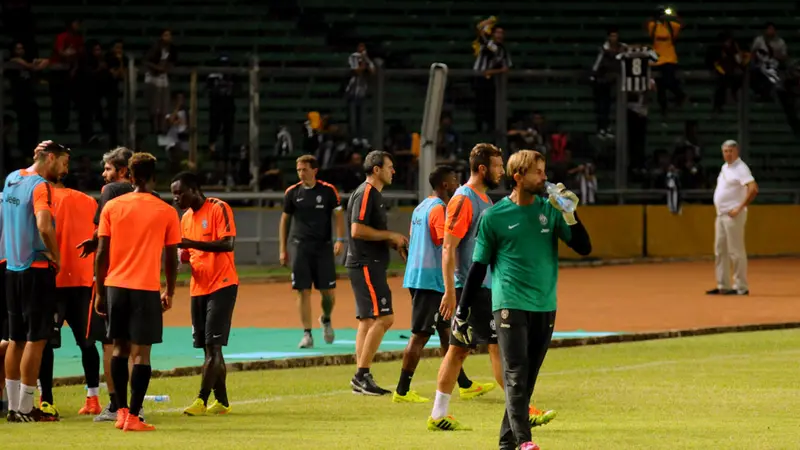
left=469, top=143, right=502, bottom=174
left=171, top=171, right=202, bottom=192
left=363, top=150, right=393, bottom=174
left=38, top=142, right=71, bottom=160
left=429, top=165, right=455, bottom=190
left=608, top=27, right=619, bottom=35
left=102, top=147, right=133, bottom=170
left=765, top=22, right=776, bottom=29
left=296, top=154, right=319, bottom=170
left=129, top=152, right=157, bottom=185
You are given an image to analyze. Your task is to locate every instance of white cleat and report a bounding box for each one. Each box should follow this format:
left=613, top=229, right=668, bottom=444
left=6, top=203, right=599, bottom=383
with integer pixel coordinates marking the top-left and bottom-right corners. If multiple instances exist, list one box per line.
left=320, top=316, right=335, bottom=344
left=298, top=334, right=314, bottom=349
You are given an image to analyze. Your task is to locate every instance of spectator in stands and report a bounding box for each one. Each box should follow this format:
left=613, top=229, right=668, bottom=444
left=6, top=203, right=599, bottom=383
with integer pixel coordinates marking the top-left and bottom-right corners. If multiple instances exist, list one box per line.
left=627, top=87, right=653, bottom=177
left=144, top=29, right=178, bottom=136
left=473, top=23, right=511, bottom=134
left=163, top=91, right=189, bottom=174
left=776, top=59, right=800, bottom=137
left=750, top=22, right=787, bottom=100
left=436, top=113, right=464, bottom=161
left=49, top=18, right=84, bottom=133
left=345, top=43, right=375, bottom=149
left=207, top=54, right=237, bottom=168
left=76, top=40, right=108, bottom=145
left=2, top=0, right=36, bottom=59
left=472, top=16, right=497, bottom=57
left=673, top=119, right=701, bottom=164
left=340, top=151, right=365, bottom=193
left=104, top=39, right=128, bottom=147
left=676, top=146, right=705, bottom=190
left=646, top=6, right=686, bottom=116
left=646, top=148, right=674, bottom=189
left=7, top=41, right=46, bottom=158
left=590, top=27, right=628, bottom=140
left=706, top=31, right=748, bottom=113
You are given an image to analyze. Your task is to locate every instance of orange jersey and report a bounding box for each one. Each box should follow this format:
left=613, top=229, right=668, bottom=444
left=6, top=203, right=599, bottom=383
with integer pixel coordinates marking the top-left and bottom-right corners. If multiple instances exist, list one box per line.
left=53, top=188, right=97, bottom=287
left=428, top=202, right=446, bottom=247
left=98, top=192, right=181, bottom=292
left=181, top=198, right=238, bottom=296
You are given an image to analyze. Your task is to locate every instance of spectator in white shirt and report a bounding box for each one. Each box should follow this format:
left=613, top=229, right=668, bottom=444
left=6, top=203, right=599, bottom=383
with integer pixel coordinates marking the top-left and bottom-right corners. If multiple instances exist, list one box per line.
left=707, top=140, right=758, bottom=296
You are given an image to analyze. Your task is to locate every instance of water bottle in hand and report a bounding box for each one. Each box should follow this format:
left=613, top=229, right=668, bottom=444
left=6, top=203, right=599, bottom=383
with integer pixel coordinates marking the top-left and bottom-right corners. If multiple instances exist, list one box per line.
left=545, top=182, right=576, bottom=213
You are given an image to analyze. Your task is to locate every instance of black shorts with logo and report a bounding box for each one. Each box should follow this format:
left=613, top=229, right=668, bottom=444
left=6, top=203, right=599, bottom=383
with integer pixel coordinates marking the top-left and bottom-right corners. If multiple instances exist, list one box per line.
left=106, top=287, right=163, bottom=345
left=450, top=287, right=497, bottom=348
left=0, top=261, right=7, bottom=341
left=291, top=242, right=337, bottom=291
left=6, top=267, right=57, bottom=343
left=191, top=284, right=238, bottom=348
left=349, top=264, right=393, bottom=319
left=409, top=288, right=449, bottom=336
left=50, top=286, right=104, bottom=348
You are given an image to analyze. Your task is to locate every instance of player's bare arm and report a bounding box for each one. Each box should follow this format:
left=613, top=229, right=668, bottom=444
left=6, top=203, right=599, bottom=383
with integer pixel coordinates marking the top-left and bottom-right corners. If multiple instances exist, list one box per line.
left=94, top=236, right=110, bottom=314
left=179, top=236, right=235, bottom=253
left=77, top=230, right=99, bottom=258
left=162, top=244, right=178, bottom=311
left=333, top=207, right=345, bottom=256
left=278, top=212, right=291, bottom=266
left=440, top=232, right=463, bottom=320
left=36, top=209, right=60, bottom=272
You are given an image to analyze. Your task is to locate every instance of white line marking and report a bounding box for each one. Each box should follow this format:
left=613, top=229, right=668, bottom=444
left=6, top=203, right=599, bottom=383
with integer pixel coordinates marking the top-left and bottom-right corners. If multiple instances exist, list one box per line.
left=156, top=349, right=800, bottom=414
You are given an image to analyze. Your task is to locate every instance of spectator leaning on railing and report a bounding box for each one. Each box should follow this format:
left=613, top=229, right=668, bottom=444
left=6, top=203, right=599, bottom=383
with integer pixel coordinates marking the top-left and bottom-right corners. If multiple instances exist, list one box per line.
left=473, top=19, right=511, bottom=134
left=590, top=27, right=628, bottom=140
left=143, top=29, right=178, bottom=136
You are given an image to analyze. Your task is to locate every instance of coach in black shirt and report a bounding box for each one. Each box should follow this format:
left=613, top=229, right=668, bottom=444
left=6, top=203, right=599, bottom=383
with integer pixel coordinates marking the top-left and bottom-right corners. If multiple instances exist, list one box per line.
left=279, top=155, right=344, bottom=349
left=345, top=150, right=408, bottom=396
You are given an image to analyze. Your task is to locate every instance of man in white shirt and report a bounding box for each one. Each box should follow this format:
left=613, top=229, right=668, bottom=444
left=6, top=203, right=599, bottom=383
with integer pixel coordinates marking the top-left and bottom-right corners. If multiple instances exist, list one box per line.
left=707, top=140, right=758, bottom=295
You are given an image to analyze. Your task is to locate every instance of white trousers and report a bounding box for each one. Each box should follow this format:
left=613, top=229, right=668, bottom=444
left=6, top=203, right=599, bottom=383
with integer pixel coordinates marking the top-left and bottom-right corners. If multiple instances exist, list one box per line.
left=714, top=209, right=748, bottom=291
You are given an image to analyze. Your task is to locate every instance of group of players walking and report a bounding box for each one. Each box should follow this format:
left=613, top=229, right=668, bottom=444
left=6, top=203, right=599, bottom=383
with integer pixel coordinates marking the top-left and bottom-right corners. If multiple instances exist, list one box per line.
left=1, top=142, right=240, bottom=431
left=282, top=144, right=592, bottom=450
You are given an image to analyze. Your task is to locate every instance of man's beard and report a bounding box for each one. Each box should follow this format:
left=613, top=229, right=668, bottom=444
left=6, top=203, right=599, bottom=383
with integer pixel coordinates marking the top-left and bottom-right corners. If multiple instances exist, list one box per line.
left=525, top=182, right=545, bottom=196
left=484, top=176, right=499, bottom=190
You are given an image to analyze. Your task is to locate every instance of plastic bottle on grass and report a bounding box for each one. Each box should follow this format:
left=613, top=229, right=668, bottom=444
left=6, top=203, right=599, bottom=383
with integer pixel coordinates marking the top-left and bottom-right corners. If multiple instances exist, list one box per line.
left=144, top=395, right=170, bottom=402
left=545, top=181, right=576, bottom=213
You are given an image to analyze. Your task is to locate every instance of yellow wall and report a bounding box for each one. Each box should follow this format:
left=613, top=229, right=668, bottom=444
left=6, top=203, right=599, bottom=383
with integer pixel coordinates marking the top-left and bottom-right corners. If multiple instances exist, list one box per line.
left=561, top=204, right=800, bottom=259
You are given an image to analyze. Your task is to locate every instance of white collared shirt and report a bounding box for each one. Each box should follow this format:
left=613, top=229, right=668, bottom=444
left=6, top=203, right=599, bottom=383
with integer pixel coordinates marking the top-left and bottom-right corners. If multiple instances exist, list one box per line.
left=713, top=158, right=755, bottom=215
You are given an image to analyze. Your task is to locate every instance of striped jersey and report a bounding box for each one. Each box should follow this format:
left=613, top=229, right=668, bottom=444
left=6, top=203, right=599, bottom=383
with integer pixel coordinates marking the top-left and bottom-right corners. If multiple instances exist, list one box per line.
left=617, top=47, right=659, bottom=93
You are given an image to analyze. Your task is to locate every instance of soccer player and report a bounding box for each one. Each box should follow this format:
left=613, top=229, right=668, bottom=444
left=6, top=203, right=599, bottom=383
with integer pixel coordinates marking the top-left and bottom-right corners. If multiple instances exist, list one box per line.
left=170, top=171, right=238, bottom=416
left=2, top=142, right=69, bottom=422
left=279, top=155, right=344, bottom=348
left=346, top=150, right=408, bottom=395
left=456, top=150, right=591, bottom=449
left=36, top=181, right=103, bottom=418
left=0, top=192, right=7, bottom=416
left=95, top=152, right=180, bottom=432
left=393, top=165, right=474, bottom=403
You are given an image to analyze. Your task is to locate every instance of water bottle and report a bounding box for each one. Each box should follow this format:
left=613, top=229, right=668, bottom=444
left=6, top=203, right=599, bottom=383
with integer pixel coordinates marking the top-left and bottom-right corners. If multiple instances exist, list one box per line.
left=144, top=395, right=170, bottom=402
left=545, top=182, right=576, bottom=213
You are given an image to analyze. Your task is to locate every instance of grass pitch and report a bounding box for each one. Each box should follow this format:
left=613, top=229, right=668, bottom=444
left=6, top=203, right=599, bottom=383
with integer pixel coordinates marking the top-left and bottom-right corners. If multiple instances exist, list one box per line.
left=2, top=329, right=799, bottom=449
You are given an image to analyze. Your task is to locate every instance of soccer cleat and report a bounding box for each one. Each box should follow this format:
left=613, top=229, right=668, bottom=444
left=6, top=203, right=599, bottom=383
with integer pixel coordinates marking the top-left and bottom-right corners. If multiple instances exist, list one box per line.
left=40, top=402, right=60, bottom=418
left=352, top=373, right=390, bottom=396
left=392, top=390, right=430, bottom=403
left=427, top=415, right=472, bottom=431
left=706, top=288, right=733, bottom=295
left=529, top=406, right=557, bottom=428
left=79, top=396, right=102, bottom=415
left=183, top=398, right=207, bottom=416
left=94, top=404, right=117, bottom=422
left=298, top=333, right=314, bottom=349
left=16, top=407, right=59, bottom=422
left=319, top=315, right=335, bottom=344
left=114, top=408, right=130, bottom=429
left=6, top=411, right=21, bottom=422
left=518, top=442, right=541, bottom=450
left=206, top=400, right=232, bottom=415
left=123, top=414, right=155, bottom=432
left=459, top=381, right=496, bottom=400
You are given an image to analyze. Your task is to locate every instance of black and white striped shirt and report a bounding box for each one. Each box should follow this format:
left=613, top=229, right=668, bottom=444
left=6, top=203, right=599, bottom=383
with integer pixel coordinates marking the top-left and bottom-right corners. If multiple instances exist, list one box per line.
left=346, top=52, right=375, bottom=98
left=473, top=36, right=512, bottom=72
left=616, top=47, right=659, bottom=93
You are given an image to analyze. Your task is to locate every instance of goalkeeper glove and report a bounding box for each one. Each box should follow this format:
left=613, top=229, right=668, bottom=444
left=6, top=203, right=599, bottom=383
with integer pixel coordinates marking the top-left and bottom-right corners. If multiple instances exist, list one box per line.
left=451, top=306, right=473, bottom=346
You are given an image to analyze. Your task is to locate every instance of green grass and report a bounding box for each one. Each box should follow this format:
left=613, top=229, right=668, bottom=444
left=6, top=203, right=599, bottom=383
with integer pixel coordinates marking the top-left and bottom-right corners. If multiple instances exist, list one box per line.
left=174, top=262, right=407, bottom=282
left=3, top=330, right=800, bottom=448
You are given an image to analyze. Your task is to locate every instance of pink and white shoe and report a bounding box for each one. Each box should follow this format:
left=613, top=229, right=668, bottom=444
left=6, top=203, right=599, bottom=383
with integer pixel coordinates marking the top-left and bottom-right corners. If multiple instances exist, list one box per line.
left=518, top=442, right=541, bottom=450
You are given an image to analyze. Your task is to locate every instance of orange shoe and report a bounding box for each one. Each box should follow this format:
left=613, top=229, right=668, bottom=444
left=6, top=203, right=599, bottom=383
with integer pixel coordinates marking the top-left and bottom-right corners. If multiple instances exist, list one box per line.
left=79, top=396, right=102, bottom=415
left=123, top=414, right=156, bottom=432
left=115, top=408, right=130, bottom=429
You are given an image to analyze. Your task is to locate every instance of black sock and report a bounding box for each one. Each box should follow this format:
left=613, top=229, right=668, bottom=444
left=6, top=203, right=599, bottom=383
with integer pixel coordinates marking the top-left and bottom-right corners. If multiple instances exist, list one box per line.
left=356, top=367, right=369, bottom=379
left=108, top=392, right=118, bottom=412
left=304, top=329, right=312, bottom=335
left=457, top=369, right=473, bottom=389
left=212, top=358, right=229, bottom=407
left=81, top=345, right=101, bottom=390
left=110, top=356, right=129, bottom=409
left=396, top=369, right=414, bottom=396
left=198, top=388, right=212, bottom=405
left=128, top=364, right=152, bottom=417
left=39, top=345, right=55, bottom=404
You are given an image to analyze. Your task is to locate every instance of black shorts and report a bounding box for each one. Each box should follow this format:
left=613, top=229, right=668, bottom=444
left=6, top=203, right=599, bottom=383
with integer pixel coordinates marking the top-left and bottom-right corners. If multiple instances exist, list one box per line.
left=0, top=261, right=7, bottom=342
left=409, top=288, right=449, bottom=336
left=86, top=284, right=112, bottom=346
left=50, top=286, right=102, bottom=348
left=6, top=267, right=57, bottom=343
left=191, top=284, right=237, bottom=348
left=106, top=287, right=163, bottom=345
left=348, top=264, right=392, bottom=319
left=450, top=287, right=497, bottom=348
left=291, top=242, right=337, bottom=291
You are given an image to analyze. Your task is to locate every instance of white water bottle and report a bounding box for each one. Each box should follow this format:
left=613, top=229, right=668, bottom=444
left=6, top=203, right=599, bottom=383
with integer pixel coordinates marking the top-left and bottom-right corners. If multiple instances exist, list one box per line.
left=545, top=182, right=576, bottom=213
left=144, top=395, right=170, bottom=402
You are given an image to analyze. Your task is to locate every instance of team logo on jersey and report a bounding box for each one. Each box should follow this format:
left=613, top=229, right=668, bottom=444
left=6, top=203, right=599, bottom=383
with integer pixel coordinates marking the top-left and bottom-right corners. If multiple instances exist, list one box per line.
left=490, top=319, right=496, bottom=331
left=202, top=219, right=208, bottom=229
left=316, top=195, right=322, bottom=203
left=501, top=309, right=509, bottom=320
left=381, top=297, right=387, bottom=306
left=539, top=214, right=548, bottom=226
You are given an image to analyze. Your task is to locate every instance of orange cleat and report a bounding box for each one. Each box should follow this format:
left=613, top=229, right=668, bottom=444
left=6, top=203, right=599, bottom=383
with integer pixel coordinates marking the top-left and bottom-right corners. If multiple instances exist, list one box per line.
left=79, top=396, right=102, bottom=415
left=123, top=414, right=156, bottom=432
left=114, top=408, right=130, bottom=429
